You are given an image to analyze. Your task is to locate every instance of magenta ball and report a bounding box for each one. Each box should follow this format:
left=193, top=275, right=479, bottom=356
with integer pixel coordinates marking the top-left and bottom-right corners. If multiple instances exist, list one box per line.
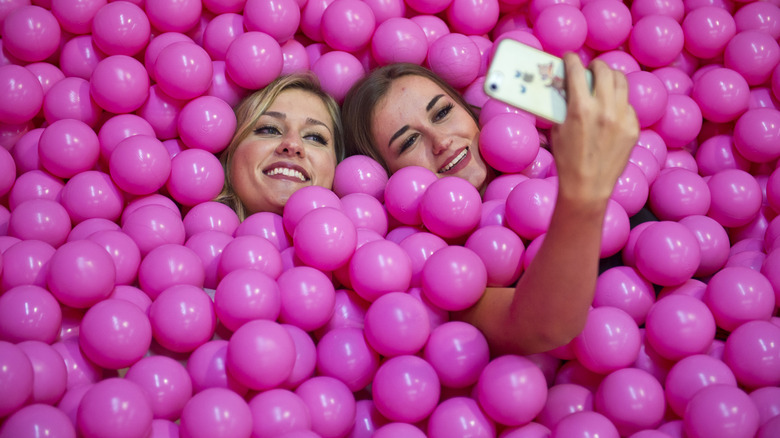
left=423, top=321, right=489, bottom=388
left=186, top=340, right=247, bottom=395
left=42, top=77, right=103, bottom=127
left=16, top=340, right=67, bottom=405
left=594, top=368, right=665, bottom=436
left=77, top=378, right=153, bottom=438
left=723, top=320, right=780, bottom=389
left=634, top=221, right=700, bottom=286
left=234, top=212, right=291, bottom=251
left=465, top=225, right=524, bottom=287
left=122, top=204, right=186, bottom=256
left=398, top=231, right=446, bottom=287
left=138, top=243, right=205, bottom=300
left=58, top=35, right=105, bottom=80
left=572, top=306, right=642, bottom=374
left=38, top=118, right=99, bottom=179
left=445, top=0, right=499, bottom=35
left=682, top=6, right=736, bottom=59
left=505, top=178, right=557, bottom=240
left=551, top=411, right=619, bottom=438
left=372, top=355, right=440, bottom=423
left=135, top=85, right=185, bottom=141
left=282, top=185, right=343, bottom=235
left=652, top=94, right=703, bottom=148
left=310, top=50, right=365, bottom=103
left=707, top=169, right=762, bottom=228
left=183, top=202, right=239, bottom=238
left=154, top=41, right=213, bottom=101
left=383, top=165, right=438, bottom=225
left=8, top=169, right=63, bottom=211
left=0, top=65, right=43, bottom=125
left=479, top=114, right=540, bottom=173
left=321, top=0, right=375, bottom=52
left=371, top=17, right=428, bottom=65
left=582, top=0, right=631, bottom=51
left=476, top=355, right=547, bottom=427
left=214, top=269, right=281, bottom=332
left=427, top=397, right=496, bottom=438
left=664, top=354, right=737, bottom=418
left=0, top=341, right=33, bottom=417
left=0, top=403, right=76, bottom=438
left=60, top=170, right=124, bottom=224
left=629, top=14, right=684, bottom=68
left=177, top=96, right=236, bottom=154
left=536, top=383, right=593, bottom=430
left=248, top=389, right=311, bottom=438
left=2, top=5, right=61, bottom=62
left=226, top=32, right=283, bottom=90
left=735, top=1, right=780, bottom=38
left=627, top=70, right=669, bottom=128
left=684, top=384, right=759, bottom=438
left=243, top=0, right=299, bottom=43
left=277, top=266, right=336, bottom=331
left=166, top=148, right=225, bottom=206
left=364, top=291, right=430, bottom=357
left=426, top=32, right=480, bottom=88
left=227, top=319, right=295, bottom=390
left=645, top=294, right=716, bottom=361
left=749, top=386, right=780, bottom=427
left=0, top=285, right=60, bottom=344
left=340, top=192, right=388, bottom=237
left=293, top=207, right=357, bottom=271
left=648, top=167, right=711, bottom=221
left=9, top=199, right=70, bottom=249
left=316, top=327, right=379, bottom=391
left=47, top=239, right=116, bottom=309
left=149, top=284, right=215, bottom=353
left=202, top=13, right=244, bottom=61
left=0, top=240, right=55, bottom=291
left=109, top=135, right=172, bottom=196
left=179, top=388, right=252, bottom=438
left=679, top=214, right=730, bottom=277
left=725, top=30, right=780, bottom=86
left=421, top=245, right=487, bottom=311
left=348, top=239, right=412, bottom=302
left=294, top=376, right=356, bottom=438
left=704, top=266, right=775, bottom=332
left=695, top=134, right=750, bottom=177
left=125, top=355, right=193, bottom=421
left=594, top=266, right=655, bottom=326
left=733, top=108, right=780, bottom=163
left=611, top=162, right=649, bottom=217
left=534, top=4, right=587, bottom=56
left=333, top=155, right=388, bottom=202
left=91, top=1, right=150, bottom=56
left=90, top=55, right=149, bottom=114
left=217, top=234, right=283, bottom=280
left=420, top=176, right=481, bottom=239
left=692, top=67, right=750, bottom=123
left=78, top=299, right=151, bottom=369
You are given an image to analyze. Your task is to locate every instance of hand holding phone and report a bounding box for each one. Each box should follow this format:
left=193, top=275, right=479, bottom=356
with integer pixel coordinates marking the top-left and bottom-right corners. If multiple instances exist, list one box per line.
left=484, top=39, right=593, bottom=124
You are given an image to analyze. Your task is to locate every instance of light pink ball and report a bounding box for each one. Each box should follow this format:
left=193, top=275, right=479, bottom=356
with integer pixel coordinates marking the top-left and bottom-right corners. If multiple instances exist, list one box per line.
left=645, top=294, right=716, bottom=361
left=2, top=5, right=61, bottom=62
left=149, top=284, right=216, bottom=353
left=91, top=1, right=150, bottom=56
left=572, top=306, right=642, bottom=374
left=476, top=355, right=548, bottom=427
left=707, top=169, right=763, bottom=228
left=426, top=32, right=481, bottom=88
left=445, top=0, right=499, bottom=35
left=38, top=118, right=99, bottom=179
left=629, top=14, right=684, bottom=68
left=321, top=0, right=376, bottom=52
left=634, top=220, right=701, bottom=286
left=311, top=50, right=366, bottom=103
left=78, top=299, right=151, bottom=369
left=244, top=0, right=300, bottom=43
left=77, top=378, right=153, bottom=438
left=582, top=0, right=631, bottom=51
left=534, top=4, right=588, bottom=57
left=371, top=17, right=428, bottom=66
left=226, top=31, right=283, bottom=90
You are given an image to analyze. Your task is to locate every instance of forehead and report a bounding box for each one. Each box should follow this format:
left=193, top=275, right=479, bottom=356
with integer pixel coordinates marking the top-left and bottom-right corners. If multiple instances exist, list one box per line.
left=383, top=75, right=446, bottom=107
left=267, top=88, right=332, bottom=124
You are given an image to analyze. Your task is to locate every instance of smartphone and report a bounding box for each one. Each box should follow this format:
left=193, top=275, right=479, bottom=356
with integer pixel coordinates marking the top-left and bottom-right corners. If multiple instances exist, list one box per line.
left=484, top=39, right=593, bottom=124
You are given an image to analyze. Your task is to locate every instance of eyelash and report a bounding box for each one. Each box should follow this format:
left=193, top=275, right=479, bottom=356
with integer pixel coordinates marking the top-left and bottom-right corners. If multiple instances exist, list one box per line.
left=254, top=125, right=329, bottom=146
left=398, top=102, right=454, bottom=153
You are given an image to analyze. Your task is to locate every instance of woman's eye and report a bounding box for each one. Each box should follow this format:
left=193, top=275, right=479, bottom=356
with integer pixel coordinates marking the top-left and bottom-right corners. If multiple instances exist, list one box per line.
left=433, top=103, right=453, bottom=122
left=254, top=125, right=280, bottom=135
left=305, top=133, right=328, bottom=145
left=400, top=133, right=418, bottom=152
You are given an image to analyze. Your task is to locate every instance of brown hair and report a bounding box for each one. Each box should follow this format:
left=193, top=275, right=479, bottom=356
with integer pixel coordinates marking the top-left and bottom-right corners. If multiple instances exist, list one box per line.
left=215, top=73, right=345, bottom=221
left=341, top=63, right=479, bottom=173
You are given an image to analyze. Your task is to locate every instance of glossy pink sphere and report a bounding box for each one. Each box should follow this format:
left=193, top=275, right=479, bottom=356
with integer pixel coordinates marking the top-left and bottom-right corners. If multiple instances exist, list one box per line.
left=684, top=384, right=759, bottom=438
left=139, top=243, right=205, bottom=300
left=733, top=108, right=780, bottom=163
left=316, top=327, right=379, bottom=391
left=227, top=319, right=295, bottom=390
left=295, top=376, right=356, bottom=438
left=364, top=291, right=430, bottom=357
left=179, top=388, right=252, bottom=438
left=78, top=299, right=151, bottom=369
left=39, top=118, right=99, bottom=179
left=77, top=378, right=153, bottom=438
left=572, top=306, right=642, bottom=374
left=2, top=5, right=61, bottom=62
left=645, top=294, right=716, bottom=361
left=725, top=30, right=780, bottom=86
left=629, top=14, right=684, bottom=68
left=421, top=245, right=487, bottom=311
left=477, top=355, right=547, bottom=426
left=594, top=266, right=655, bottom=325
left=248, top=389, right=312, bottom=438
left=372, top=17, right=428, bottom=65
left=692, top=67, right=750, bottom=123
left=47, top=239, right=116, bottom=309
left=505, top=178, right=557, bottom=240
left=594, top=368, right=665, bottom=436
left=582, top=0, right=631, bottom=51
left=214, top=269, right=280, bottom=332
left=723, top=320, right=780, bottom=389
left=665, top=354, right=737, bottom=418
left=91, top=1, right=150, bottom=56
left=149, top=284, right=215, bottom=353
left=634, top=221, right=700, bottom=286
left=426, top=32, right=481, bottom=88
left=125, top=355, right=193, bottom=421
left=372, top=355, right=440, bottom=423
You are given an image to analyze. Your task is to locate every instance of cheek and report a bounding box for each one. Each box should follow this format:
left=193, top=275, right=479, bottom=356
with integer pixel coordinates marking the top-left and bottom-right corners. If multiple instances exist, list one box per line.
left=313, top=150, right=338, bottom=187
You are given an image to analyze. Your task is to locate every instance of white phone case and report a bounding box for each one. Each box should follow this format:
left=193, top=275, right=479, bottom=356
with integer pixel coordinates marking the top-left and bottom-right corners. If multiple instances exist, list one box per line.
left=484, top=39, right=592, bottom=124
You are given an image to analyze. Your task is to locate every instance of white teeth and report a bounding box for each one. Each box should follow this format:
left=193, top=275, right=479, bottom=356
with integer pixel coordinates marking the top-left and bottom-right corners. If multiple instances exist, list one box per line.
left=265, top=167, right=307, bottom=181
left=439, top=149, right=468, bottom=173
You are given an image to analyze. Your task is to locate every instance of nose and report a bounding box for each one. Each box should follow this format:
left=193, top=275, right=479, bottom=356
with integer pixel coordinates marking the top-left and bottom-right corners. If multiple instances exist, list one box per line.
left=430, top=130, right=452, bottom=155
left=276, top=131, right=304, bottom=157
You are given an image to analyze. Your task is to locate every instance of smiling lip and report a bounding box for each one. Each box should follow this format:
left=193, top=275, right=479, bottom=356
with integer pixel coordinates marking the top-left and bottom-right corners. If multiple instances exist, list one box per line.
left=438, top=147, right=470, bottom=174
left=263, top=162, right=310, bottom=182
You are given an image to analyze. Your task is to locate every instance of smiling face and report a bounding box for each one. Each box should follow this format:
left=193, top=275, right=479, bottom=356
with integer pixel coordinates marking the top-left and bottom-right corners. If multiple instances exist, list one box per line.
left=370, top=75, right=488, bottom=190
left=229, top=88, right=338, bottom=215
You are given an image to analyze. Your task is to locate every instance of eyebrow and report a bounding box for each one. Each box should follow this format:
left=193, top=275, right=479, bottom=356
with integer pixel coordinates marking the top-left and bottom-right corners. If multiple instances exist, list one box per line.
left=263, top=111, right=332, bottom=134
left=387, top=94, right=446, bottom=149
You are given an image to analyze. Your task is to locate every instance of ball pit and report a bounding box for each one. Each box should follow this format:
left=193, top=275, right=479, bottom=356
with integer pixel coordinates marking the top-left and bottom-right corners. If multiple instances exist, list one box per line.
left=1, top=0, right=780, bottom=437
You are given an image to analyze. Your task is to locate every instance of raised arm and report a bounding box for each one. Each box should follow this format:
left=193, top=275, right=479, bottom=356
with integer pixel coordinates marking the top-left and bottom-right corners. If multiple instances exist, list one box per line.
left=457, top=54, right=640, bottom=355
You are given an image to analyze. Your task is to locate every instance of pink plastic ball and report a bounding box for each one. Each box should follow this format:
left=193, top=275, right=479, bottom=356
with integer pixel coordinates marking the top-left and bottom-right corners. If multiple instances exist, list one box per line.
left=321, top=0, right=375, bottom=52
left=214, top=268, right=280, bottom=332
left=91, top=1, right=149, bottom=56
left=631, top=0, right=684, bottom=22
left=202, top=13, right=244, bottom=62
left=426, top=32, right=480, bottom=88
left=176, top=96, right=236, bottom=154
left=684, top=384, right=759, bottom=438
left=293, top=207, right=357, bottom=271
left=735, top=1, right=780, bottom=38
left=0, top=240, right=54, bottom=291
left=47, top=239, right=116, bottom=308
left=725, top=30, right=780, bottom=86
left=282, top=185, right=343, bottom=236
left=340, top=192, right=388, bottom=236
left=97, top=113, right=155, bottom=163
left=294, top=376, right=355, bottom=438
left=316, top=327, right=379, bottom=391
left=536, top=383, right=592, bottom=430
left=42, top=77, right=102, bottom=127
left=183, top=202, right=239, bottom=238
left=372, top=355, right=439, bottom=423
left=363, top=291, right=430, bottom=357
left=244, top=0, right=299, bottom=43
left=149, top=284, right=215, bottom=353
left=723, top=320, right=780, bottom=388
left=225, top=32, right=282, bottom=90
left=627, top=70, right=669, bottom=128
left=60, top=171, right=123, bottom=224
left=594, top=368, right=665, bottom=436
left=0, top=342, right=32, bottom=417
left=421, top=245, right=487, bottom=311
left=476, top=355, right=547, bottom=426
left=2, top=5, right=60, bottom=62
left=465, top=225, right=524, bottom=287
left=0, top=403, right=76, bottom=438
left=276, top=266, right=335, bottom=331
left=227, top=319, right=295, bottom=390
left=79, top=299, right=151, bottom=369
left=0, top=285, right=61, bottom=343
left=109, top=135, right=172, bottom=195
left=445, top=0, right=499, bottom=35
left=348, top=239, right=412, bottom=302
left=383, top=166, right=437, bottom=225
left=704, top=266, right=775, bottom=332
left=122, top=204, right=186, bottom=256
left=733, top=108, right=780, bottom=163
left=505, top=178, right=557, bottom=240
left=682, top=6, right=736, bottom=59
left=582, top=0, right=631, bottom=51
left=707, top=169, right=762, bottom=228
left=179, top=387, right=252, bottom=438
left=300, top=0, right=335, bottom=41
left=371, top=17, right=428, bottom=65
left=534, top=4, right=587, bottom=56
left=217, top=234, right=283, bottom=280
left=0, top=65, right=43, bottom=125
left=479, top=114, right=540, bottom=174
left=145, top=0, right=201, bottom=33
left=139, top=243, right=205, bottom=300
left=629, top=14, right=684, bottom=68
left=77, top=378, right=153, bottom=438
left=397, top=232, right=445, bottom=287
left=8, top=199, right=70, bottom=248
left=652, top=94, right=703, bottom=148
left=610, top=162, right=649, bottom=217
left=154, top=42, right=213, bottom=101
left=311, top=50, right=365, bottom=103
left=248, top=389, right=311, bottom=438
left=38, top=118, right=99, bottom=179
left=234, top=212, right=290, bottom=251
left=165, top=148, right=225, bottom=206
left=419, top=176, right=481, bottom=239
left=50, top=0, right=105, bottom=35
left=692, top=67, right=749, bottom=123
left=332, top=156, right=387, bottom=203
left=645, top=294, right=716, bottom=361
left=422, top=320, right=489, bottom=388
left=551, top=411, right=619, bottom=438
left=90, top=55, right=149, bottom=114
left=186, top=340, right=247, bottom=395
left=695, top=134, right=750, bottom=176
left=594, top=266, right=655, bottom=326
left=749, top=386, right=780, bottom=427
left=10, top=128, right=43, bottom=174
left=278, top=323, right=316, bottom=389
left=427, top=397, right=496, bottom=438
left=135, top=85, right=185, bottom=140
left=16, top=340, right=67, bottom=406
left=678, top=214, right=729, bottom=277
left=600, top=200, right=630, bottom=258
left=634, top=221, right=700, bottom=286
left=58, top=35, right=104, bottom=80
left=125, top=355, right=193, bottom=421
left=664, top=354, right=737, bottom=418
left=648, top=167, right=711, bottom=221
left=572, top=306, right=642, bottom=374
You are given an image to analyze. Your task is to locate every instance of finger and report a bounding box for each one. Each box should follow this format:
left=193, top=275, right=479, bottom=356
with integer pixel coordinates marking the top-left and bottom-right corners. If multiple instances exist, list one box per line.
left=613, top=69, right=629, bottom=108
left=562, top=52, right=590, bottom=103
left=589, top=59, right=615, bottom=104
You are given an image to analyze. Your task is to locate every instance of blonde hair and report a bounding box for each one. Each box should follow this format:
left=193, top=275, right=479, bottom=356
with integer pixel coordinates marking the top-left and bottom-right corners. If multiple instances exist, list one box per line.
left=215, top=73, right=345, bottom=221
left=341, top=63, right=478, bottom=173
